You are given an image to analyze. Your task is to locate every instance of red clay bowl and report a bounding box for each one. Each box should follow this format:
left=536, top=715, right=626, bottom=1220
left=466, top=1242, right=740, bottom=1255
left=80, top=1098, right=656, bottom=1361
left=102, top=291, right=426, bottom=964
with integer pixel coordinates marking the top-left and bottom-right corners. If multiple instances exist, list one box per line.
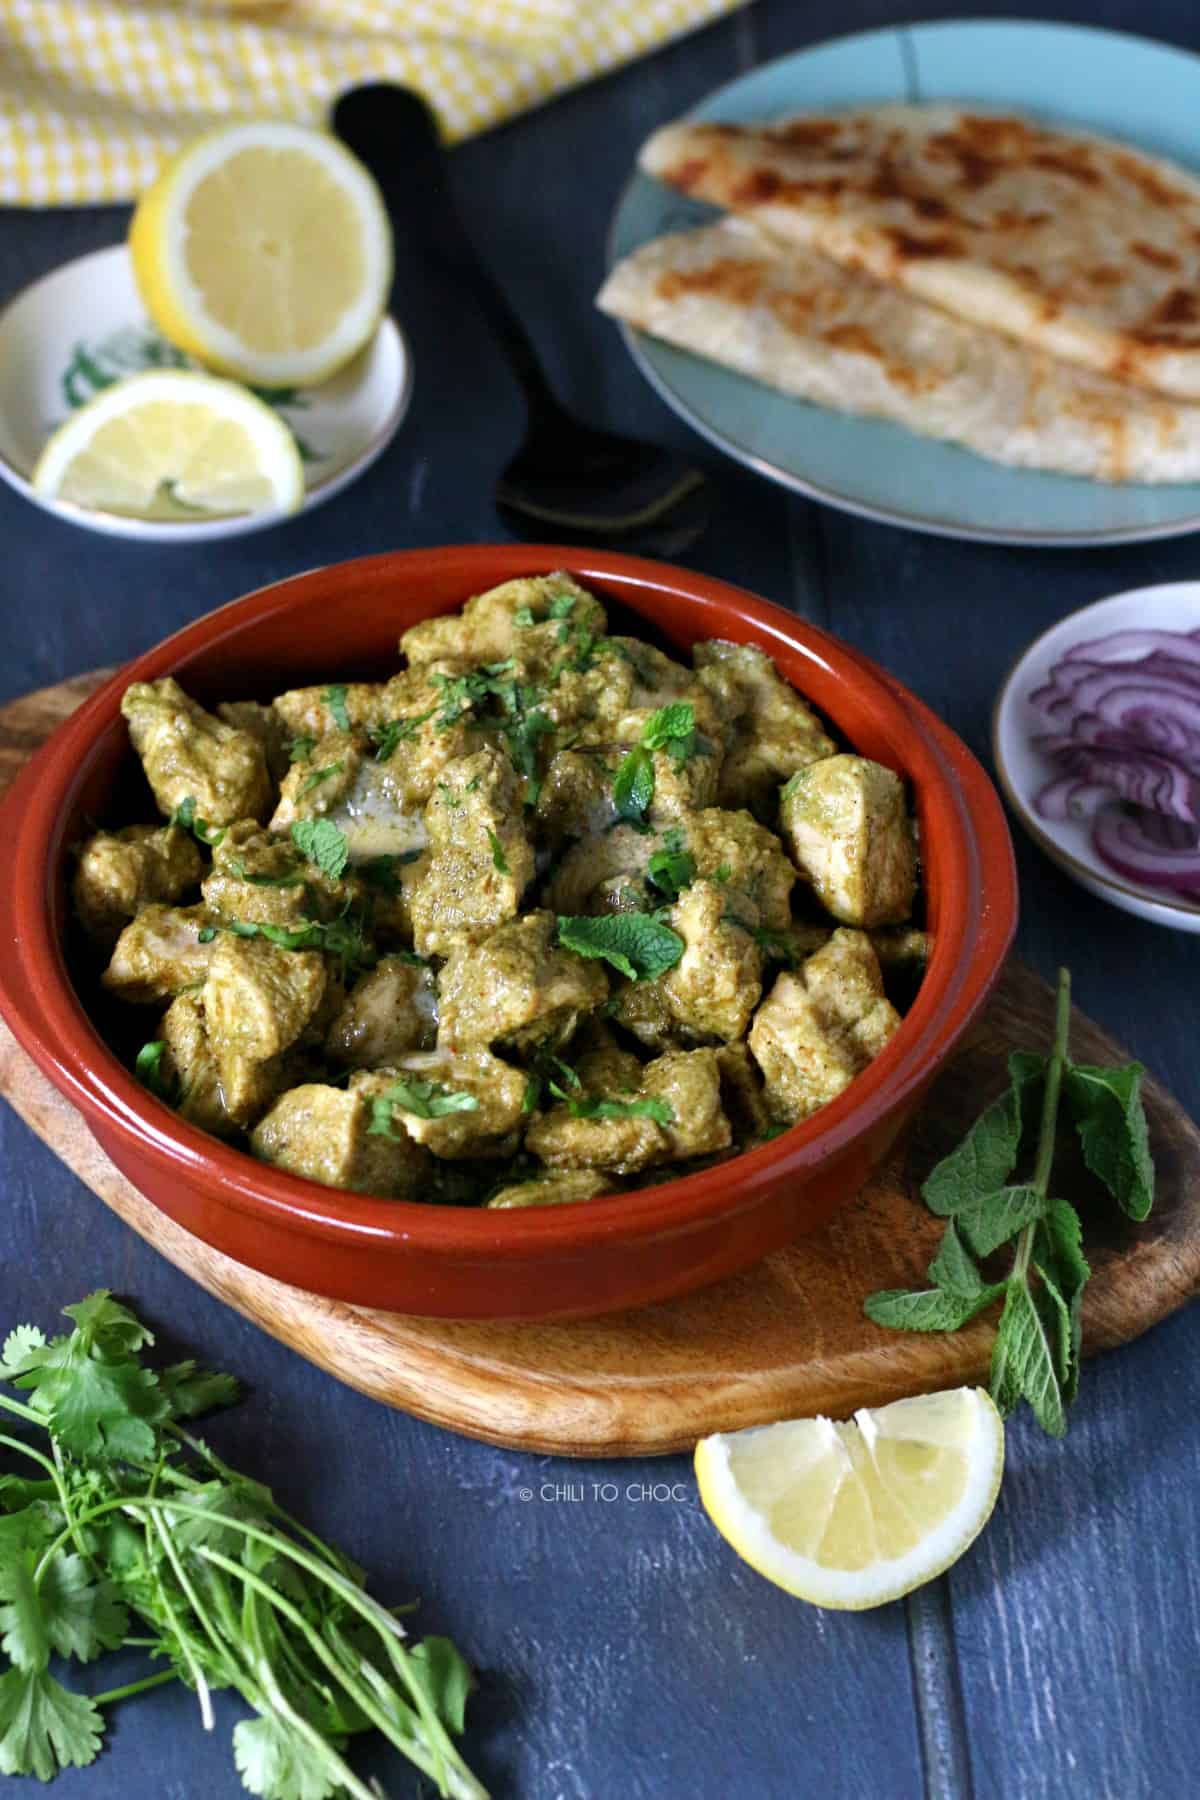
left=0, top=546, right=1016, bottom=1320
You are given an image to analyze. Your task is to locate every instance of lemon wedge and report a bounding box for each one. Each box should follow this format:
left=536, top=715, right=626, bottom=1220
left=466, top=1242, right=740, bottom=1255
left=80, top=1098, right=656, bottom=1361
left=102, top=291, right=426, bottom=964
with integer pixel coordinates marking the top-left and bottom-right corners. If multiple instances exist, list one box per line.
left=32, top=370, right=305, bottom=521
left=694, top=1387, right=1004, bottom=1610
left=130, top=121, right=392, bottom=386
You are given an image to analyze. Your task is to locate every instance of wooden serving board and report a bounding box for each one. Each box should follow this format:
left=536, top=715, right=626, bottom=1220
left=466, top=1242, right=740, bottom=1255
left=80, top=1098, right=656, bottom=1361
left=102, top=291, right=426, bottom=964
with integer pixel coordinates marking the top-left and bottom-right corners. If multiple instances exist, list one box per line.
left=3, top=674, right=1199, bottom=1458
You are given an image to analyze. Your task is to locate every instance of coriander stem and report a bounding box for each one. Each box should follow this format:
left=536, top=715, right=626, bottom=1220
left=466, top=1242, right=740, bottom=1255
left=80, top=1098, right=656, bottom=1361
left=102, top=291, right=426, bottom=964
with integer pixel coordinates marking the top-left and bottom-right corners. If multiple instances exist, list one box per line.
left=92, top=1669, right=179, bottom=1708
left=0, top=1390, right=45, bottom=1426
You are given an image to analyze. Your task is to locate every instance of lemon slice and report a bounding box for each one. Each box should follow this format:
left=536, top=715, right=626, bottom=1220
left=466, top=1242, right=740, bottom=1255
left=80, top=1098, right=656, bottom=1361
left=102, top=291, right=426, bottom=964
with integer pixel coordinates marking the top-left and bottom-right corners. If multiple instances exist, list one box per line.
left=695, top=1387, right=1004, bottom=1610
left=32, top=370, right=305, bottom=521
left=130, top=121, right=392, bottom=386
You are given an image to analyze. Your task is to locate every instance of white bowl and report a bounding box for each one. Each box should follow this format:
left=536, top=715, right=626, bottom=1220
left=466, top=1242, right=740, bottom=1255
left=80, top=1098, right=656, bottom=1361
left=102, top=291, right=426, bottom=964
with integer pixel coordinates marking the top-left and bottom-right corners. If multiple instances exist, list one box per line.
left=0, top=244, right=411, bottom=542
left=994, top=582, right=1200, bottom=933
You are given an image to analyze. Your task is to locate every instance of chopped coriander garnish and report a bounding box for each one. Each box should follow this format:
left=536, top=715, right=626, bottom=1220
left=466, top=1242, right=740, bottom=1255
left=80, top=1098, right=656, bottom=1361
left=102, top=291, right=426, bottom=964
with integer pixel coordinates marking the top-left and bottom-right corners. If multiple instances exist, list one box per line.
left=713, top=863, right=733, bottom=883
left=290, top=817, right=349, bottom=881
left=556, top=912, right=684, bottom=982
left=287, top=733, right=315, bottom=763
left=370, top=707, right=435, bottom=761
left=559, top=1092, right=675, bottom=1126
left=722, top=913, right=801, bottom=965
left=170, top=796, right=225, bottom=847
left=197, top=925, right=217, bottom=943
left=547, top=592, right=577, bottom=622
left=298, top=760, right=345, bottom=797
left=513, top=605, right=537, bottom=628
left=367, top=1077, right=480, bottom=1134
left=321, top=682, right=351, bottom=732
left=646, top=828, right=696, bottom=900
left=487, top=829, right=510, bottom=874
left=134, top=1039, right=174, bottom=1101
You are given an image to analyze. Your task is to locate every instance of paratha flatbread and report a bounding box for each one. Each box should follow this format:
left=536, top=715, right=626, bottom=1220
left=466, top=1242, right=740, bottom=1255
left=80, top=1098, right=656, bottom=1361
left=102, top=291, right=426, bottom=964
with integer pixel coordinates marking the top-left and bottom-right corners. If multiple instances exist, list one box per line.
left=597, top=217, right=1200, bottom=483
left=640, top=106, right=1200, bottom=400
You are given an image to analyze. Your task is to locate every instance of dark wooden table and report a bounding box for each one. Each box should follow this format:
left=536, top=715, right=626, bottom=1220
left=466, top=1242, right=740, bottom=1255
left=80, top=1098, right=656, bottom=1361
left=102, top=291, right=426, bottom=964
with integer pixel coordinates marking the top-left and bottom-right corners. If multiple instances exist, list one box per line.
left=2, top=5, right=1198, bottom=1796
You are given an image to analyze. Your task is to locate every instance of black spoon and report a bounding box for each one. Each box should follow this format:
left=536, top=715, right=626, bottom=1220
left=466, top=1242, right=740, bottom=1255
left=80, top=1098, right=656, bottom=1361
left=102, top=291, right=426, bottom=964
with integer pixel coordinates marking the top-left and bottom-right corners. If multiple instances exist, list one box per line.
left=332, top=84, right=710, bottom=554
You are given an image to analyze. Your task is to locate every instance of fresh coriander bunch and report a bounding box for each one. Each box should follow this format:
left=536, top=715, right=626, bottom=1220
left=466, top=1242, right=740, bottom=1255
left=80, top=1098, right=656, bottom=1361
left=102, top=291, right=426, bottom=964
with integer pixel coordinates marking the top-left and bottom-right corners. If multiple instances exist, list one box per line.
left=866, top=968, right=1154, bottom=1435
left=0, top=1293, right=487, bottom=1798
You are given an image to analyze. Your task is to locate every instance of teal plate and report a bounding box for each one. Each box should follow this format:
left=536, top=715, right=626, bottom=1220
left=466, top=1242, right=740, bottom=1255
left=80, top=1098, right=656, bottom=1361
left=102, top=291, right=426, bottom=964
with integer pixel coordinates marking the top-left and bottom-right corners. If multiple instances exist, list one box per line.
left=608, top=19, right=1200, bottom=546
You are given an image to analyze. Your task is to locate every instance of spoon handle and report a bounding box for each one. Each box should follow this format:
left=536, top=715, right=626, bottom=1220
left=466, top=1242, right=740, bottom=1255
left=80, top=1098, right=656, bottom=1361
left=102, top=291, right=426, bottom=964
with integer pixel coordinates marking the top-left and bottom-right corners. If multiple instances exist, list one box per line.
left=333, top=83, right=564, bottom=417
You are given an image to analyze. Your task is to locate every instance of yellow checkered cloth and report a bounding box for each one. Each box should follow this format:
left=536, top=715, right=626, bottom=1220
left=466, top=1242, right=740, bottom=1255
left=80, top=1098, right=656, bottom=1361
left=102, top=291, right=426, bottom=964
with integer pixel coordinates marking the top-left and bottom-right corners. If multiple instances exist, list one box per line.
left=0, top=0, right=747, bottom=206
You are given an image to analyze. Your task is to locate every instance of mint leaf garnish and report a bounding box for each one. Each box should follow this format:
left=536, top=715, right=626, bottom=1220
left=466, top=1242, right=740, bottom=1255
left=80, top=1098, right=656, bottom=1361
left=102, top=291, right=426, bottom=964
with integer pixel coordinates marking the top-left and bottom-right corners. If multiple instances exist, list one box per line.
left=487, top=829, right=510, bottom=874
left=1064, top=1062, right=1154, bottom=1221
left=556, top=913, right=684, bottom=982
left=290, top=818, right=349, bottom=881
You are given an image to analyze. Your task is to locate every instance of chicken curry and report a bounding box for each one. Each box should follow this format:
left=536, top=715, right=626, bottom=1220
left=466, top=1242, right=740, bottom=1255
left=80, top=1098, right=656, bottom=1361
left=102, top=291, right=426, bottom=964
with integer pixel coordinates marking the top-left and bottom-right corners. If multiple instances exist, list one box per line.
left=75, top=574, right=925, bottom=1209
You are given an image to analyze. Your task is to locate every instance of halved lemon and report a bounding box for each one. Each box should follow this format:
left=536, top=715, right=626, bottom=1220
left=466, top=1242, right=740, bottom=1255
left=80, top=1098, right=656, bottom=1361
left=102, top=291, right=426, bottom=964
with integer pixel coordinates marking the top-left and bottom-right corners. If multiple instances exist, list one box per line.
left=129, top=121, right=392, bottom=387
left=695, top=1387, right=1004, bottom=1610
left=32, top=370, right=305, bottom=520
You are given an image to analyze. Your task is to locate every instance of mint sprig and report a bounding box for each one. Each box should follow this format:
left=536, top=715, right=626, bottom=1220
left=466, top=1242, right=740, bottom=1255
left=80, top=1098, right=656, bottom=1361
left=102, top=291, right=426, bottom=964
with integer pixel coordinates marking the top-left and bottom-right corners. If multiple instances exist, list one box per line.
left=865, top=968, right=1153, bottom=1436
left=611, top=704, right=699, bottom=826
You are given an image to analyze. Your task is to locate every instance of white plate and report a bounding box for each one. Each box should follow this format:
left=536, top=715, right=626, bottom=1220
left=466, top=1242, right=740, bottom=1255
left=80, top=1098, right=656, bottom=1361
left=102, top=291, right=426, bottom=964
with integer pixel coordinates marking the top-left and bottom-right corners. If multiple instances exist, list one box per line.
left=994, top=583, right=1200, bottom=933
left=0, top=244, right=412, bottom=541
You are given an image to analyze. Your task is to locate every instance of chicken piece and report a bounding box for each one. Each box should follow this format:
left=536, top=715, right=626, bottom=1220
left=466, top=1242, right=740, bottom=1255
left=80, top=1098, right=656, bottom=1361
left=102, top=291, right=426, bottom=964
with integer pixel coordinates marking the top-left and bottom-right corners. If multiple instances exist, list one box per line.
left=543, top=824, right=655, bottom=917
left=694, top=640, right=835, bottom=815
left=662, top=880, right=767, bottom=1043
left=350, top=1049, right=527, bottom=1159
left=121, top=678, right=272, bottom=826
left=487, top=1170, right=613, bottom=1210
left=370, top=662, right=487, bottom=811
left=201, top=821, right=349, bottom=929
left=325, top=956, right=438, bottom=1068
left=269, top=731, right=362, bottom=832
left=270, top=681, right=389, bottom=742
left=203, top=934, right=327, bottom=1064
left=73, top=824, right=203, bottom=946
left=684, top=808, right=795, bottom=930
left=748, top=928, right=902, bottom=1124
left=157, top=991, right=237, bottom=1137
left=527, top=1047, right=730, bottom=1174
left=103, top=904, right=217, bottom=1004
left=608, top=976, right=688, bottom=1054
left=251, top=1083, right=431, bottom=1195
left=645, top=740, right=722, bottom=820
left=216, top=701, right=292, bottom=784
left=399, top=573, right=606, bottom=668
left=437, top=911, right=608, bottom=1054
left=716, top=1042, right=774, bottom=1140
left=780, top=754, right=916, bottom=928
left=869, top=925, right=929, bottom=970
left=408, top=747, right=534, bottom=956
left=534, top=748, right=621, bottom=845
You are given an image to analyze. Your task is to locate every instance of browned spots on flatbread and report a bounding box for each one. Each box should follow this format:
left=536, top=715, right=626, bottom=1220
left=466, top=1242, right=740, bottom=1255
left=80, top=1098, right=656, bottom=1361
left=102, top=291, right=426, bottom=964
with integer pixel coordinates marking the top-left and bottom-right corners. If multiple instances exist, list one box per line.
left=814, top=322, right=924, bottom=394
left=655, top=257, right=769, bottom=307
left=730, top=168, right=845, bottom=208
left=1029, top=148, right=1102, bottom=188
left=1087, top=266, right=1127, bottom=288
left=667, top=158, right=711, bottom=195
left=1134, top=285, right=1200, bottom=344
left=887, top=230, right=960, bottom=261
left=1132, top=241, right=1182, bottom=271
left=770, top=118, right=843, bottom=149
left=1114, top=151, right=1190, bottom=209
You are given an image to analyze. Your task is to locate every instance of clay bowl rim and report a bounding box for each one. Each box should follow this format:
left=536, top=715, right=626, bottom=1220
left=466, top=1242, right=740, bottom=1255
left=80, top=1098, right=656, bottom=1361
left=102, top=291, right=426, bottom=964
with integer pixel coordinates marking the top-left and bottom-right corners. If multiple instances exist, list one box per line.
left=0, top=544, right=1017, bottom=1261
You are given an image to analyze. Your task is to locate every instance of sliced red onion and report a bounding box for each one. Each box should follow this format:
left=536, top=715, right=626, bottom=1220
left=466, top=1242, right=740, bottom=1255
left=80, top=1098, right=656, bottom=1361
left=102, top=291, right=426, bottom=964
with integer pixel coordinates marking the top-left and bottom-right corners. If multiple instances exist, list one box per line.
left=1093, top=808, right=1200, bottom=898
left=1033, top=745, right=1200, bottom=824
left=1063, top=629, right=1200, bottom=667
left=1034, top=776, right=1116, bottom=821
